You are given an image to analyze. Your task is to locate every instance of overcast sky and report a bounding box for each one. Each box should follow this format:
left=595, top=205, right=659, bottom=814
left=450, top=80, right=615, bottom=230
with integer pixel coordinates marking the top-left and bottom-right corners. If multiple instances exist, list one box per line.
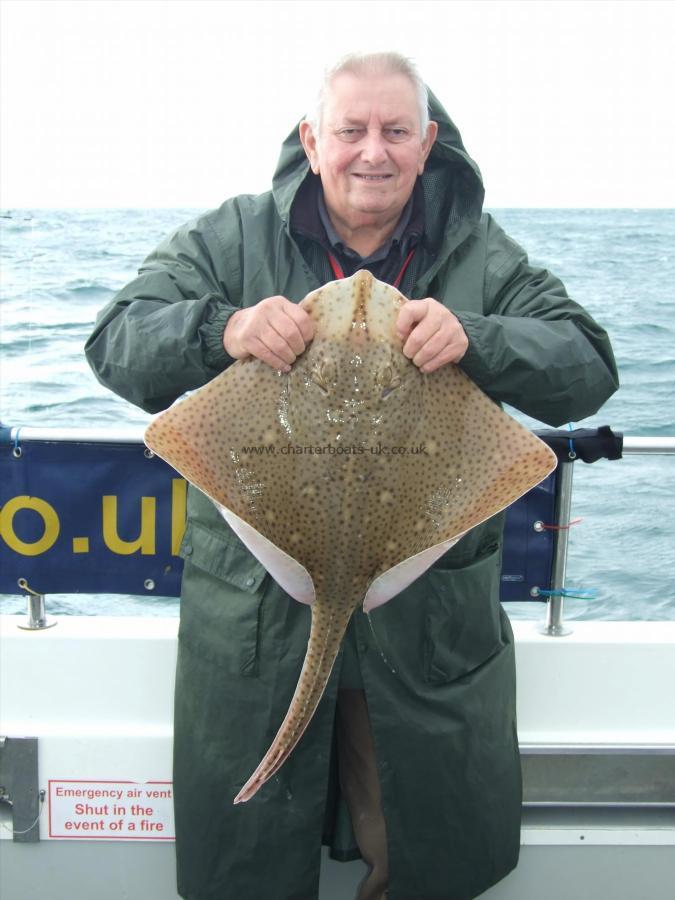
left=2, top=0, right=674, bottom=208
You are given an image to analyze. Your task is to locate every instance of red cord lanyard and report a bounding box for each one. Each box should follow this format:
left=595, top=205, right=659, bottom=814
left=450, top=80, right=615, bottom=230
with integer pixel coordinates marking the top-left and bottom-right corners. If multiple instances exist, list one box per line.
left=327, top=247, right=415, bottom=289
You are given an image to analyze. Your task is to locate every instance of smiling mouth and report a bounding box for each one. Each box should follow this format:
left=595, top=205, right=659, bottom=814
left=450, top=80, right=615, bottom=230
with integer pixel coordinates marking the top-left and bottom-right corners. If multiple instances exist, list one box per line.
left=353, top=174, right=392, bottom=182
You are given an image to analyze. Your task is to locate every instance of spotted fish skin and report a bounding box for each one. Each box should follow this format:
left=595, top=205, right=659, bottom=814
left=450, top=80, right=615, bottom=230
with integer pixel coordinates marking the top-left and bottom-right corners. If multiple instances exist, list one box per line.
left=232, top=312, right=425, bottom=802
left=144, top=270, right=557, bottom=805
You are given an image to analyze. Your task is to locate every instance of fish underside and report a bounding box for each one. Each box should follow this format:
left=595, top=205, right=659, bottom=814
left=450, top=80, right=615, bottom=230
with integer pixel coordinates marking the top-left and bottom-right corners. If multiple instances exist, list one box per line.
left=144, top=270, right=556, bottom=804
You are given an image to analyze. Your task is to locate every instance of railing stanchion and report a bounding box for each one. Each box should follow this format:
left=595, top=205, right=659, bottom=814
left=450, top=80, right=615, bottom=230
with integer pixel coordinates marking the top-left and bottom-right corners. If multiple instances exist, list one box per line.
left=539, top=460, right=575, bottom=637
left=16, top=579, right=57, bottom=631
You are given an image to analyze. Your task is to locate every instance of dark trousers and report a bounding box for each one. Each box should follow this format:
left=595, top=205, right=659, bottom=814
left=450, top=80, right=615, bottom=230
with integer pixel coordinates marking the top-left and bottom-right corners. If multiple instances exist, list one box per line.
left=336, top=690, right=389, bottom=900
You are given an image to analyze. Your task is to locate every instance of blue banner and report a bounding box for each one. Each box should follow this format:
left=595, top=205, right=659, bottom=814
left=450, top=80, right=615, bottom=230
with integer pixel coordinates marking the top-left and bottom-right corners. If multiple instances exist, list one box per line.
left=0, top=437, right=184, bottom=596
left=500, top=472, right=556, bottom=602
left=0, top=435, right=556, bottom=601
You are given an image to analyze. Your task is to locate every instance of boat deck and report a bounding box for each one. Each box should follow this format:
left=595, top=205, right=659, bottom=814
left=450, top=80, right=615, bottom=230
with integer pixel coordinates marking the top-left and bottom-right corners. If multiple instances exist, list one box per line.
left=1, top=615, right=674, bottom=898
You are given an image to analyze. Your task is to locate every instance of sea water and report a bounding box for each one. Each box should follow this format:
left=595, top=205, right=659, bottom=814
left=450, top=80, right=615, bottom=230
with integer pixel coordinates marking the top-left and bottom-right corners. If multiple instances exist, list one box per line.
left=1, top=207, right=674, bottom=620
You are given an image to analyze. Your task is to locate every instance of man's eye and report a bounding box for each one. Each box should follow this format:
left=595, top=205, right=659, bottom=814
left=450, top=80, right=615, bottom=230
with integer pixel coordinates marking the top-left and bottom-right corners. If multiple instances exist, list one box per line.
left=385, top=128, right=409, bottom=141
left=337, top=128, right=364, bottom=142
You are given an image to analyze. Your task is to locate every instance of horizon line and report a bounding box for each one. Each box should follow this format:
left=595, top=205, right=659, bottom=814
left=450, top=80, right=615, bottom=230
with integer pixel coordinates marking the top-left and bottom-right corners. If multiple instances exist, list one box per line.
left=2, top=205, right=674, bottom=213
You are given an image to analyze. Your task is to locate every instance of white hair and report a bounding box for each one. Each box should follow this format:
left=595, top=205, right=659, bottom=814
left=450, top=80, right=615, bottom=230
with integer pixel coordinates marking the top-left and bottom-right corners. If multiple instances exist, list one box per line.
left=306, top=51, right=430, bottom=135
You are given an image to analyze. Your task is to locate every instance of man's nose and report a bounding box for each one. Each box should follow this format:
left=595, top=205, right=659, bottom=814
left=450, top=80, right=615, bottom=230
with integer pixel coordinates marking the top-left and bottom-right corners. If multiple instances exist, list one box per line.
left=360, top=130, right=388, bottom=165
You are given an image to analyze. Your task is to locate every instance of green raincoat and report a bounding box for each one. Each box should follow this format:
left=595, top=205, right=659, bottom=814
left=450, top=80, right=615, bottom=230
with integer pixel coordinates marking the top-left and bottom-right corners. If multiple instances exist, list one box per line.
left=86, top=93, right=618, bottom=900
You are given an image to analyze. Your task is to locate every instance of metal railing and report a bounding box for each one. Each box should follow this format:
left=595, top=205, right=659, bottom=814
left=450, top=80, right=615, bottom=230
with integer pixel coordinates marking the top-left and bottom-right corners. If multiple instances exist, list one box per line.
left=539, top=435, right=675, bottom=636
left=5, top=425, right=147, bottom=446
left=623, top=436, right=675, bottom=454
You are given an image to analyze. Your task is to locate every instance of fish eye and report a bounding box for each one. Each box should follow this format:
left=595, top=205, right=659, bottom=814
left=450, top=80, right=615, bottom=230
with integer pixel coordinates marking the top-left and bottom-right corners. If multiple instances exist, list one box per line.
left=377, top=365, right=403, bottom=400
left=377, top=365, right=393, bottom=388
left=310, top=359, right=337, bottom=394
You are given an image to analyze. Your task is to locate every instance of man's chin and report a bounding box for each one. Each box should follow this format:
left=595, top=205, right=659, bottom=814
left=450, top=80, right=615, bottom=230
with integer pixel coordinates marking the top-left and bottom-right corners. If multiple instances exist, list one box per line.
left=347, top=199, right=398, bottom=219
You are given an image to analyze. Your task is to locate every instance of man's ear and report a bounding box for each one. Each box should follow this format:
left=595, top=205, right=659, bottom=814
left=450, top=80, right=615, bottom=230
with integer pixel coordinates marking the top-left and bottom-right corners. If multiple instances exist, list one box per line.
left=299, top=120, right=320, bottom=174
left=418, top=121, right=438, bottom=174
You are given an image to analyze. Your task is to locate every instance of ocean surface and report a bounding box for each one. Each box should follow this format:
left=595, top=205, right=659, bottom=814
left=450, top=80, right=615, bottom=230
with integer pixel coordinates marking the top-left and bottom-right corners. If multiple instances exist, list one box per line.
left=1, top=207, right=674, bottom=621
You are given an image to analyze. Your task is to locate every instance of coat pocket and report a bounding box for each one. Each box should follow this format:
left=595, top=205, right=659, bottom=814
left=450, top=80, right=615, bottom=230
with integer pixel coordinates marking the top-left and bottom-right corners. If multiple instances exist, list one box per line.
left=177, top=520, right=269, bottom=675
left=424, top=546, right=504, bottom=684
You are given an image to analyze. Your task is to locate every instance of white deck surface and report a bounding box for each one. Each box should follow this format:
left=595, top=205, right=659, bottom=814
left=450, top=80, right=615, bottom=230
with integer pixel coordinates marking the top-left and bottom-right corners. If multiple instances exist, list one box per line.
left=1, top=615, right=674, bottom=898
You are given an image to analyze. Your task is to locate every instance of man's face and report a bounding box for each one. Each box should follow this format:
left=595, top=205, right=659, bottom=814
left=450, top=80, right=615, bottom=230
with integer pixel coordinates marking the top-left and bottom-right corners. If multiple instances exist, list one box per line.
left=300, top=71, right=437, bottom=234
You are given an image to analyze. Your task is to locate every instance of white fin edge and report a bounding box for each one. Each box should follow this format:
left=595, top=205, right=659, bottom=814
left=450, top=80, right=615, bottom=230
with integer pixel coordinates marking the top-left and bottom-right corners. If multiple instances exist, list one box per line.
left=363, top=534, right=466, bottom=612
left=216, top=504, right=316, bottom=605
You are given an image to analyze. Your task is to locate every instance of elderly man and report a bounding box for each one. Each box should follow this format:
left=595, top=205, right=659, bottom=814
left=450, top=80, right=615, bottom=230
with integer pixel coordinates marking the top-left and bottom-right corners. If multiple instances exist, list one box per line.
left=86, top=53, right=618, bottom=900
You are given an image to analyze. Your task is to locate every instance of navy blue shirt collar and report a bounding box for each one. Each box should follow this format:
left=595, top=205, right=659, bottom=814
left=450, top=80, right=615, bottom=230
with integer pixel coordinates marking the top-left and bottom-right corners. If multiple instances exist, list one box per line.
left=317, top=188, right=414, bottom=266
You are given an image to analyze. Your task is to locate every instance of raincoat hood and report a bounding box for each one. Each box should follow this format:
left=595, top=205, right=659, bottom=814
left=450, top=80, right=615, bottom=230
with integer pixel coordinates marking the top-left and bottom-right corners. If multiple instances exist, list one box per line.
left=272, top=87, right=485, bottom=245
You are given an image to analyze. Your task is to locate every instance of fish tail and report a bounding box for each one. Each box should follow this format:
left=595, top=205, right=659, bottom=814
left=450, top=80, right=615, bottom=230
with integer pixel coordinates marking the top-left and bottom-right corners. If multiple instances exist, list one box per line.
left=233, top=600, right=353, bottom=804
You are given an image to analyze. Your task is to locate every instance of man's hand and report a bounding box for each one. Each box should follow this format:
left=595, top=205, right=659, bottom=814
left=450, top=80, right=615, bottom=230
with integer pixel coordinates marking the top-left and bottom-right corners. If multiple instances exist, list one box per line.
left=224, top=296, right=315, bottom=372
left=396, top=298, right=469, bottom=373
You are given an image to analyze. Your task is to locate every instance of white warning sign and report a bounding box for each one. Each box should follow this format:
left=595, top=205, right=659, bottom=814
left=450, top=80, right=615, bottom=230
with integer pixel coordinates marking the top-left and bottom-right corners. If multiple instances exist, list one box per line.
left=48, top=780, right=175, bottom=840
